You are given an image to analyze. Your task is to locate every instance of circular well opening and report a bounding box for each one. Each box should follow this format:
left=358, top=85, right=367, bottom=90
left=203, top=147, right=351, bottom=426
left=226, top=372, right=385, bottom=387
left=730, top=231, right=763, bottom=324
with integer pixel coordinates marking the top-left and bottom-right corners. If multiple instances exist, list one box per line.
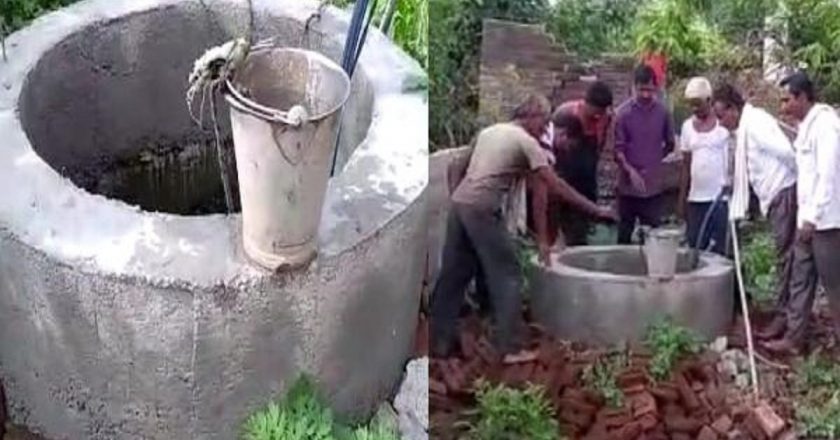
left=559, top=248, right=705, bottom=276
left=18, top=6, right=371, bottom=216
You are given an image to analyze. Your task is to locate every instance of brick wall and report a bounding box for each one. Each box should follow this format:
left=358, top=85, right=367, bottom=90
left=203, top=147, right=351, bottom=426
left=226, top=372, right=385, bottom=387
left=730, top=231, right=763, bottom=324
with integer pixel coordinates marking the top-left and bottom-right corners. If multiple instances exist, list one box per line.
left=478, top=18, right=681, bottom=203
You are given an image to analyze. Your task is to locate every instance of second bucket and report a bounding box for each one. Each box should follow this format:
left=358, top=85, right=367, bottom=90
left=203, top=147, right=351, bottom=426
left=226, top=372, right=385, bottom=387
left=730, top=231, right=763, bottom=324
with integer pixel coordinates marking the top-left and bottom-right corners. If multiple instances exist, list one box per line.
left=225, top=47, right=351, bottom=270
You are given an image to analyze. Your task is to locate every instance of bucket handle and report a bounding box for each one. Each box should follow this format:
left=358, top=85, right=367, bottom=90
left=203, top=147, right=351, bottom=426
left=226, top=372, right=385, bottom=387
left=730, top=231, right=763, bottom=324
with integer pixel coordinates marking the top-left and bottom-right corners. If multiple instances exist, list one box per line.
left=224, top=80, right=308, bottom=127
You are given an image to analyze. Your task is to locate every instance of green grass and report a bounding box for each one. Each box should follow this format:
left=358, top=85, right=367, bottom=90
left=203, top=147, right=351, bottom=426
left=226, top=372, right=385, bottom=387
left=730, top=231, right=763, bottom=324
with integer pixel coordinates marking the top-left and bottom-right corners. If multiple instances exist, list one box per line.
left=327, top=0, right=427, bottom=70
left=460, top=379, right=561, bottom=440
left=241, top=375, right=399, bottom=440
left=793, top=354, right=840, bottom=438
left=644, top=316, right=704, bottom=380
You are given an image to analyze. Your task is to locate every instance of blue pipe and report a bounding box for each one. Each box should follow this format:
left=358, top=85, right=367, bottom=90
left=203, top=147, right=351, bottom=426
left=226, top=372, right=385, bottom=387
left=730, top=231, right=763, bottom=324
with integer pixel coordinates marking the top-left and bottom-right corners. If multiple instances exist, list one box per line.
left=690, top=188, right=728, bottom=268
left=330, top=0, right=372, bottom=177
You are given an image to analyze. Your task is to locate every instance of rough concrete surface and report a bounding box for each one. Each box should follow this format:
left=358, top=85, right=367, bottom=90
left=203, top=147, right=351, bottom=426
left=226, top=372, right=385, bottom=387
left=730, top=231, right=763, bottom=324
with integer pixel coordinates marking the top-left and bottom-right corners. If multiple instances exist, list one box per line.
left=393, top=357, right=428, bottom=440
left=531, top=246, right=735, bottom=346
left=0, top=0, right=428, bottom=439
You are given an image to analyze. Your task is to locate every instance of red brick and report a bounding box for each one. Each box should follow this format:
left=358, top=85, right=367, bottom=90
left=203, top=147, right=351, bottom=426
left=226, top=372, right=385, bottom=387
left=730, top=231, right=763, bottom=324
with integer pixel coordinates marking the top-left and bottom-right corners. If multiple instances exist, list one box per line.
left=612, top=421, right=643, bottom=440
left=743, top=413, right=768, bottom=440
left=676, top=375, right=700, bottom=411
left=711, top=415, right=733, bottom=435
left=559, top=396, right=598, bottom=417
left=560, top=407, right=593, bottom=429
left=671, top=433, right=692, bottom=440
left=629, top=391, right=657, bottom=419
left=664, top=414, right=702, bottom=434
left=638, top=413, right=658, bottom=430
left=618, top=369, right=649, bottom=389
left=622, top=383, right=646, bottom=395
left=598, top=407, right=632, bottom=429
left=751, top=402, right=785, bottom=438
left=650, top=383, right=680, bottom=402
left=698, top=425, right=718, bottom=440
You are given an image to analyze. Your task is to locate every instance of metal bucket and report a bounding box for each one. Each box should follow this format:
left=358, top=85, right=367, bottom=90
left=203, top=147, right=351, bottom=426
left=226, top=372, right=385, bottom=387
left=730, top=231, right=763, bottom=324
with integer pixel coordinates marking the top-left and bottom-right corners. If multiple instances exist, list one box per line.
left=642, top=226, right=682, bottom=279
left=225, top=47, right=350, bottom=270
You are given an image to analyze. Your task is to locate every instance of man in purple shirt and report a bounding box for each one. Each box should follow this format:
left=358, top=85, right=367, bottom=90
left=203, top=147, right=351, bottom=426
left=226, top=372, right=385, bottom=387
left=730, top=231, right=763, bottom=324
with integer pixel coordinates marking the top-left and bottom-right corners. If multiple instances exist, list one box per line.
left=614, top=64, right=676, bottom=243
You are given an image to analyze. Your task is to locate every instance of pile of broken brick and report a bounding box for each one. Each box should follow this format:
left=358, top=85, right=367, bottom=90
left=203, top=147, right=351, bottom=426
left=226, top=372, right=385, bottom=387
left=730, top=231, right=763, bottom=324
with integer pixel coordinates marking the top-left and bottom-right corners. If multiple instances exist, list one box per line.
left=430, top=317, right=797, bottom=440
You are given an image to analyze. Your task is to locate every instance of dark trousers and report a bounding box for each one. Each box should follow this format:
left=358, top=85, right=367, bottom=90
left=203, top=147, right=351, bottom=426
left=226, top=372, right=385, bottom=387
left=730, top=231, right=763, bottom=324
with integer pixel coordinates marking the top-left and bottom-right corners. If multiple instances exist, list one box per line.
left=767, top=185, right=798, bottom=310
left=785, top=228, right=840, bottom=342
left=430, top=202, right=523, bottom=355
left=686, top=201, right=729, bottom=256
left=617, top=194, right=664, bottom=244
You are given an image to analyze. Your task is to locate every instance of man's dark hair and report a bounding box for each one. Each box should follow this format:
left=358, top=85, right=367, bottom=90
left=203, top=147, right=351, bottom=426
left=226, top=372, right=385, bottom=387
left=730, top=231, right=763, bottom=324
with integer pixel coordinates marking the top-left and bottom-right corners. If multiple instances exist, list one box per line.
left=780, top=71, right=816, bottom=102
left=634, top=64, right=656, bottom=86
left=712, top=83, right=745, bottom=110
left=585, top=81, right=613, bottom=109
left=552, top=112, right=584, bottom=140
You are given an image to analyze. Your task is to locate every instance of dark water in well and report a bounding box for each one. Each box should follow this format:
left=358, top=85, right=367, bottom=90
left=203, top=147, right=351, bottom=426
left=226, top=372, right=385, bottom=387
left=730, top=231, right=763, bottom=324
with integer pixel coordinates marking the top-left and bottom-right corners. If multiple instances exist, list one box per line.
left=65, top=138, right=240, bottom=215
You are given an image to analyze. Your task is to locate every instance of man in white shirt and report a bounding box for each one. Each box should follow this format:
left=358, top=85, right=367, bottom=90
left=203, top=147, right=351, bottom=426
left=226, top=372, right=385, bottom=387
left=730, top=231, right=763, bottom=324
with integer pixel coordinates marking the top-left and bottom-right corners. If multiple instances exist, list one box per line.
left=679, top=77, right=731, bottom=255
left=764, top=72, right=840, bottom=354
left=712, top=84, right=798, bottom=327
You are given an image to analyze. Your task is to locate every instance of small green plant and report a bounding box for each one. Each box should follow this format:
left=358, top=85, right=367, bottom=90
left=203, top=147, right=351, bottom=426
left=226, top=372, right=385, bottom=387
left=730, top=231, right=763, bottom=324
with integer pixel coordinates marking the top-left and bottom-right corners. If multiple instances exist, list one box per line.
left=345, top=419, right=400, bottom=440
left=741, top=227, right=777, bottom=306
left=644, top=317, right=703, bottom=380
left=241, top=375, right=399, bottom=440
left=515, top=237, right=539, bottom=293
left=793, top=354, right=840, bottom=438
left=462, top=379, right=560, bottom=440
left=583, top=353, right=627, bottom=408
left=242, top=376, right=334, bottom=440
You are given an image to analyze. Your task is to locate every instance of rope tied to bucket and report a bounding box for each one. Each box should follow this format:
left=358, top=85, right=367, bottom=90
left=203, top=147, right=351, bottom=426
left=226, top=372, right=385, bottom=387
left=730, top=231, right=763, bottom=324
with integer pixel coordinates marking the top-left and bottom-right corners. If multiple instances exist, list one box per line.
left=186, top=0, right=327, bottom=214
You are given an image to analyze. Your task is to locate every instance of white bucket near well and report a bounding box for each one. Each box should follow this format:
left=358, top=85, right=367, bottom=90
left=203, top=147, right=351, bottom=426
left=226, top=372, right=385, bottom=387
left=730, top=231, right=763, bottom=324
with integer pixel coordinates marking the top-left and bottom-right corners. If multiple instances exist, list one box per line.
left=642, top=226, right=682, bottom=279
left=225, top=47, right=351, bottom=270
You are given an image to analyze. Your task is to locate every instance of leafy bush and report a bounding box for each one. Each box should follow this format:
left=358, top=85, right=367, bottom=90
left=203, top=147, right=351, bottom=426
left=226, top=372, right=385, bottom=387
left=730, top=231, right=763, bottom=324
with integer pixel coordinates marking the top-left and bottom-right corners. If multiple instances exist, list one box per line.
left=545, top=0, right=639, bottom=58
left=632, top=0, right=733, bottom=77
left=429, top=0, right=548, bottom=150
left=644, top=316, right=703, bottom=380
left=462, top=379, right=560, bottom=440
left=241, top=376, right=399, bottom=440
left=794, top=354, right=840, bottom=438
left=777, top=0, right=840, bottom=103
left=741, top=227, right=777, bottom=306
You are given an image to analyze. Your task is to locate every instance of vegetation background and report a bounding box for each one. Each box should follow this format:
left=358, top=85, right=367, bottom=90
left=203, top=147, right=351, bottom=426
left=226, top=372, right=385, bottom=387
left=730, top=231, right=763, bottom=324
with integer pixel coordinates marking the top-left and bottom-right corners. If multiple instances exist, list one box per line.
left=428, top=0, right=840, bottom=150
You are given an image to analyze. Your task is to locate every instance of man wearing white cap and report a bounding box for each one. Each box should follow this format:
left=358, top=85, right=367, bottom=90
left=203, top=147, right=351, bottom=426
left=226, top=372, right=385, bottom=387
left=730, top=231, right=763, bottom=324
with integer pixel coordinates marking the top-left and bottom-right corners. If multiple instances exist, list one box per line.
left=678, top=77, right=732, bottom=255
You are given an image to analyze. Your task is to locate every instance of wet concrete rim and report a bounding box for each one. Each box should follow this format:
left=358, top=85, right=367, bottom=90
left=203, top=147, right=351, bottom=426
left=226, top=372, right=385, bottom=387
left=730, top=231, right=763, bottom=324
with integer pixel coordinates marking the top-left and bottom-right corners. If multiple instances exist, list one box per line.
left=544, top=245, right=734, bottom=283
left=0, top=0, right=429, bottom=286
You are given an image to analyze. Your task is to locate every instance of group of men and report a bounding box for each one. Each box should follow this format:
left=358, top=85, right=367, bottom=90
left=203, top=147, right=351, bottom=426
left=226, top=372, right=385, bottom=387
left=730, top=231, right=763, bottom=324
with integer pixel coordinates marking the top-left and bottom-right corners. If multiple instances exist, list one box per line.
left=430, top=63, right=840, bottom=361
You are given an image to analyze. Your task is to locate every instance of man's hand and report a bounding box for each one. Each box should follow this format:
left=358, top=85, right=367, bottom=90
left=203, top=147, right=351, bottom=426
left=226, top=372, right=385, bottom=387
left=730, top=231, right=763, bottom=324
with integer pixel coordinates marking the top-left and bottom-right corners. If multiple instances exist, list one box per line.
left=626, top=167, right=646, bottom=193
left=799, top=222, right=816, bottom=244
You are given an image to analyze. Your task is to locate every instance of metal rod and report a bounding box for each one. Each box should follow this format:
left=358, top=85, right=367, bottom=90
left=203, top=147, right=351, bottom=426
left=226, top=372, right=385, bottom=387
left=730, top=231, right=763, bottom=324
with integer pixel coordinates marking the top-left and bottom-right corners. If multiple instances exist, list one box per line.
left=730, top=220, right=761, bottom=401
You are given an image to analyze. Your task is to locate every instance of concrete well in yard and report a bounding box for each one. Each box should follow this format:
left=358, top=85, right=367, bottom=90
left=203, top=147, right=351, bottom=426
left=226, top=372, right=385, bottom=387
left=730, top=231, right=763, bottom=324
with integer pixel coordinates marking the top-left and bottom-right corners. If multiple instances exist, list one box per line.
left=531, top=246, right=735, bottom=346
left=0, top=0, right=428, bottom=439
